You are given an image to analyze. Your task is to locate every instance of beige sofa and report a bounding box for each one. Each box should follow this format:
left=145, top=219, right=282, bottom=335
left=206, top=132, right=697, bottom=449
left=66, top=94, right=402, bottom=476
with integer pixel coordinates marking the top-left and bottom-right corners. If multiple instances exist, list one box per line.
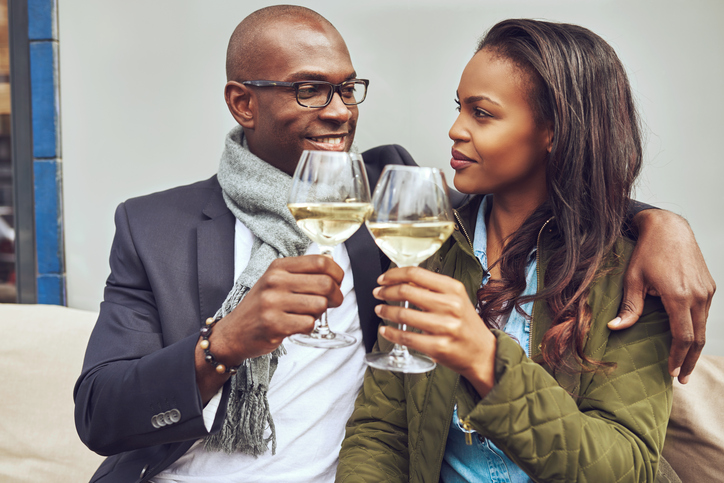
left=0, top=304, right=103, bottom=482
left=0, top=302, right=721, bottom=482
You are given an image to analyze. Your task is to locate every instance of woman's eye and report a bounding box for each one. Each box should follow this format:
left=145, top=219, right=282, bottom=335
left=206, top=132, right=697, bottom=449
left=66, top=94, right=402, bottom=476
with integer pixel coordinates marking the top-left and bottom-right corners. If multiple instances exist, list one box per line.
left=474, top=108, right=492, bottom=119
left=454, top=99, right=461, bottom=112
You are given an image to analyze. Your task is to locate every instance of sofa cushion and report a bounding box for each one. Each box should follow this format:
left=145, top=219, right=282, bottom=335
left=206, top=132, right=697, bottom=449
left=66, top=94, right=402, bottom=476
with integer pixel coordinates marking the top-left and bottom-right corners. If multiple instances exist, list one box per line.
left=663, top=354, right=724, bottom=481
left=0, top=303, right=104, bottom=482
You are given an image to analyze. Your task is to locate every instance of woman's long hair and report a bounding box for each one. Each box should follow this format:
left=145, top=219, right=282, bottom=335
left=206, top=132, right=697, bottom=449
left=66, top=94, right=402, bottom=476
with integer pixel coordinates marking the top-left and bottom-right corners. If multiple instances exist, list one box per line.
left=475, top=19, right=643, bottom=374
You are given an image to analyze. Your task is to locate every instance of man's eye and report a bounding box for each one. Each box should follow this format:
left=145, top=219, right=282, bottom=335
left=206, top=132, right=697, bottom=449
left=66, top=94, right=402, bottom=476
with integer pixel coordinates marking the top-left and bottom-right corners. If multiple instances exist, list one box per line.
left=297, top=85, right=321, bottom=99
left=340, top=85, right=356, bottom=97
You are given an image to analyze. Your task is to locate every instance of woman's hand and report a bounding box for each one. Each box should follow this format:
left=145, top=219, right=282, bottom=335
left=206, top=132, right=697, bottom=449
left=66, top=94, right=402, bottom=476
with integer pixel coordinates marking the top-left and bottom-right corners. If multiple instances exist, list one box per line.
left=373, top=266, right=497, bottom=397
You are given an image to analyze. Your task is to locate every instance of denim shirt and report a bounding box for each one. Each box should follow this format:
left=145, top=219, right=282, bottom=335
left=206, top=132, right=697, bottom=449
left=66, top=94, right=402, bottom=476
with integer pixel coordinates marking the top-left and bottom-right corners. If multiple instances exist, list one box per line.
left=441, top=195, right=537, bottom=483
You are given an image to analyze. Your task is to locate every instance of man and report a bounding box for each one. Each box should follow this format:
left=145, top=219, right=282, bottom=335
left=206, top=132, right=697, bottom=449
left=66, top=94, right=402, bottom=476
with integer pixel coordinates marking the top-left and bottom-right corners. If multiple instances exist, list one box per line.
left=74, top=5, right=714, bottom=483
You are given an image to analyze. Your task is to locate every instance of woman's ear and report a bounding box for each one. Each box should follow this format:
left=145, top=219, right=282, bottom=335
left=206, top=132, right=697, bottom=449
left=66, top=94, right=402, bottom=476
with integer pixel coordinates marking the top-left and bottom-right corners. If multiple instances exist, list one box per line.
left=545, top=122, right=554, bottom=153
left=225, top=81, right=255, bottom=128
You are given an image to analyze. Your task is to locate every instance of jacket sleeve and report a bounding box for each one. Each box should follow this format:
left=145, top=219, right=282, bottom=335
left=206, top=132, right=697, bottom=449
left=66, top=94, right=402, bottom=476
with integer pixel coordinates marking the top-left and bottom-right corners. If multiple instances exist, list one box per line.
left=457, top=295, right=672, bottom=482
left=73, top=202, right=230, bottom=456
left=336, top=341, right=410, bottom=483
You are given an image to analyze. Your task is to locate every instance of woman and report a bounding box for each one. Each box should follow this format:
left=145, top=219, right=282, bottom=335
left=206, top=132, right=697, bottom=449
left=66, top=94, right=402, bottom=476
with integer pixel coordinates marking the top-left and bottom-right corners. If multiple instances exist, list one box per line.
left=337, top=19, right=673, bottom=482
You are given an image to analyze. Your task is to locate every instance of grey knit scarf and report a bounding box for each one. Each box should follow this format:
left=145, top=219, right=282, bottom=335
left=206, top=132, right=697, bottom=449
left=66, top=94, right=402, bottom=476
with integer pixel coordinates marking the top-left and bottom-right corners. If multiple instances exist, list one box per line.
left=203, top=126, right=311, bottom=455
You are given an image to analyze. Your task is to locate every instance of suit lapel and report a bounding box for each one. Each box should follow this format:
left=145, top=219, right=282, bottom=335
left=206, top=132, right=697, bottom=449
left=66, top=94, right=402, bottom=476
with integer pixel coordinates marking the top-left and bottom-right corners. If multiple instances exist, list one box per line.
left=197, top=180, right=235, bottom=320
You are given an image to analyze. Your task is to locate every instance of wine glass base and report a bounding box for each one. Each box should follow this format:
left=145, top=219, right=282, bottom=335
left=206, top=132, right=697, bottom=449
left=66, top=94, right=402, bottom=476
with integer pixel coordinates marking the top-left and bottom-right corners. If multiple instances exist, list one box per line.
left=364, top=351, right=436, bottom=373
left=289, top=332, right=357, bottom=349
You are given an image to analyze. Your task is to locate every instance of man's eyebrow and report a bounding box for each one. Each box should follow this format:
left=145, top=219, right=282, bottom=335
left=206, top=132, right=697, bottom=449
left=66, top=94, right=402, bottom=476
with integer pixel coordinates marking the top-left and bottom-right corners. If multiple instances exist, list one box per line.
left=287, top=72, right=358, bottom=82
left=456, top=91, right=501, bottom=107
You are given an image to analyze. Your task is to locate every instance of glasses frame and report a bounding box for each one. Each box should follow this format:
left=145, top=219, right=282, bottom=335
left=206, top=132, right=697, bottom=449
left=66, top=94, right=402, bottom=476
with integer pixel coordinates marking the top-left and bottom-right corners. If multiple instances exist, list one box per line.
left=241, top=79, right=369, bottom=108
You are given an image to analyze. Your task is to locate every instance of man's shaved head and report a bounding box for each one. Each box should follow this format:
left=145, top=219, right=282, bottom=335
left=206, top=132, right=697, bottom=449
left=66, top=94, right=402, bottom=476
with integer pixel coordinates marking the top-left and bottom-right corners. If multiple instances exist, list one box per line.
left=226, top=5, right=339, bottom=81
left=223, top=5, right=359, bottom=175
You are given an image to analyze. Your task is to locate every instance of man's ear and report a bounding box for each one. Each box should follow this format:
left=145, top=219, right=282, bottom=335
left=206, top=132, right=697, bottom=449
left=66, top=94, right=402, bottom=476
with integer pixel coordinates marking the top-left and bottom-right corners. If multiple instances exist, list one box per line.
left=225, top=81, right=255, bottom=128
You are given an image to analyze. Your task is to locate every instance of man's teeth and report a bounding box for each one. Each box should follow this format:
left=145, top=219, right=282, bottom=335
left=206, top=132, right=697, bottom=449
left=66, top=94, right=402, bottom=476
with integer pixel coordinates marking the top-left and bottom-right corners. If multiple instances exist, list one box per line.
left=312, top=137, right=343, bottom=145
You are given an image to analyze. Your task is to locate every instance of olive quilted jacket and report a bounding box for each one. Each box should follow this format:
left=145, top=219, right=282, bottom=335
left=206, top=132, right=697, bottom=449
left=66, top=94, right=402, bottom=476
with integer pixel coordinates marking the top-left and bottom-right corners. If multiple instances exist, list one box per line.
left=337, top=199, right=673, bottom=483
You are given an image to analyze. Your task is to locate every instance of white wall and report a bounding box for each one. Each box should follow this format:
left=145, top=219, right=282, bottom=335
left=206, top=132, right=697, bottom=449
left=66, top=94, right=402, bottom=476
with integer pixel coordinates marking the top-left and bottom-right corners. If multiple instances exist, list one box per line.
left=59, top=0, right=724, bottom=356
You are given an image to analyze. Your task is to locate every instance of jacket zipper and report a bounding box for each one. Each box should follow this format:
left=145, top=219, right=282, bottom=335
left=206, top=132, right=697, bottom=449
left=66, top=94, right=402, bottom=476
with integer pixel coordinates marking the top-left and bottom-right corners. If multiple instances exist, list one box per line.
left=530, top=216, right=554, bottom=357
left=433, top=376, right=461, bottom=472
left=453, top=209, right=474, bottom=249
left=456, top=211, right=554, bottom=439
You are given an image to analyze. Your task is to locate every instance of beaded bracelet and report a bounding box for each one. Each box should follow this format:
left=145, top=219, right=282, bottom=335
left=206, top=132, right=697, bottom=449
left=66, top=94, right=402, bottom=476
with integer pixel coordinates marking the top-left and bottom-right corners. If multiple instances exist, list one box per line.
left=199, top=317, right=241, bottom=375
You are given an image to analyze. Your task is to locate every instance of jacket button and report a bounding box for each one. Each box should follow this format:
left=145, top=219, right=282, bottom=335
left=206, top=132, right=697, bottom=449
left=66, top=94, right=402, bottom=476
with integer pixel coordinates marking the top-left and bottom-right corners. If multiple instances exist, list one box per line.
left=140, top=464, right=149, bottom=478
left=168, top=408, right=181, bottom=423
left=163, top=411, right=175, bottom=425
left=151, top=415, right=161, bottom=428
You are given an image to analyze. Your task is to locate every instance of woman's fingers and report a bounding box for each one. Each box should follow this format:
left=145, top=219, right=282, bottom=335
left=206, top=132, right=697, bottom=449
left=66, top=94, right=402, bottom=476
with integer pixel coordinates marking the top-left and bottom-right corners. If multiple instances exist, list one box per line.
left=377, top=266, right=461, bottom=293
left=375, top=268, right=470, bottom=315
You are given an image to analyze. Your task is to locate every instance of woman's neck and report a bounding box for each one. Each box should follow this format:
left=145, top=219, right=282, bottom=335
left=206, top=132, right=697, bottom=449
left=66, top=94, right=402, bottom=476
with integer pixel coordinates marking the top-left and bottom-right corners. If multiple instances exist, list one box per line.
left=485, top=192, right=545, bottom=279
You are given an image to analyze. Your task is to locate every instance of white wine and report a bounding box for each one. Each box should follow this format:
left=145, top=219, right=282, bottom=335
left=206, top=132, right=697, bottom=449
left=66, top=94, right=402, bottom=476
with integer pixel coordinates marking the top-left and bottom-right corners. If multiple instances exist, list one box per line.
left=288, top=202, right=372, bottom=247
left=366, top=220, right=455, bottom=267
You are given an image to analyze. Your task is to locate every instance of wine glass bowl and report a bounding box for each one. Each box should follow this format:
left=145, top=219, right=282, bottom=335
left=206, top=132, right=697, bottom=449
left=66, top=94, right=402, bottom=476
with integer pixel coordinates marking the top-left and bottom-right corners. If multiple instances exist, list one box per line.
left=365, top=165, right=455, bottom=372
left=287, top=150, right=372, bottom=349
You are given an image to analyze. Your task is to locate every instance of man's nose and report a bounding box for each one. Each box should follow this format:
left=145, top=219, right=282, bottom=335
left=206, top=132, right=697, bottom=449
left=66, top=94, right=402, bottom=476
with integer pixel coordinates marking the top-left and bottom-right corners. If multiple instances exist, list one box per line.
left=319, top=90, right=353, bottom=123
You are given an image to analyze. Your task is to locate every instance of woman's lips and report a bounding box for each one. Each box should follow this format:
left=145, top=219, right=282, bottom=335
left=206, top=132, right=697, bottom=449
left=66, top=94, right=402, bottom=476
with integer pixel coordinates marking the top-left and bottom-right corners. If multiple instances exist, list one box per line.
left=450, top=149, right=475, bottom=170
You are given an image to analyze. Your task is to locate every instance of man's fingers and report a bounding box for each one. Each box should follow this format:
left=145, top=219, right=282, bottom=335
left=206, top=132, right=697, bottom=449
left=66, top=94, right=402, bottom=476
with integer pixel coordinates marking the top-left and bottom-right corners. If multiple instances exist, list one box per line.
left=272, top=255, right=345, bottom=284
left=261, top=269, right=344, bottom=307
left=676, top=339, right=703, bottom=384
left=659, top=295, right=696, bottom=380
left=675, top=297, right=707, bottom=383
left=610, top=284, right=646, bottom=330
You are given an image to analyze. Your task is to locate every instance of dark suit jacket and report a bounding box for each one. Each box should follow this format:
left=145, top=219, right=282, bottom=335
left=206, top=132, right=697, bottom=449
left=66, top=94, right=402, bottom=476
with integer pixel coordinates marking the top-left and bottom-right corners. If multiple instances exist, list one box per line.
left=73, top=144, right=428, bottom=482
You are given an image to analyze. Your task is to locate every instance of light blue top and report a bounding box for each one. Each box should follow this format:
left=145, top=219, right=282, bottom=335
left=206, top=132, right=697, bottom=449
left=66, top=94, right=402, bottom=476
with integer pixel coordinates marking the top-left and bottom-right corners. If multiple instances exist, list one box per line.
left=441, top=195, right=537, bottom=483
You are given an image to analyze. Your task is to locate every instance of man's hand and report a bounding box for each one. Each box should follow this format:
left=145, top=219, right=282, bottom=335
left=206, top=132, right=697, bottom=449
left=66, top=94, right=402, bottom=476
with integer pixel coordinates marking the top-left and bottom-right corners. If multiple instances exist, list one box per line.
left=195, top=255, right=344, bottom=401
left=608, top=209, right=715, bottom=384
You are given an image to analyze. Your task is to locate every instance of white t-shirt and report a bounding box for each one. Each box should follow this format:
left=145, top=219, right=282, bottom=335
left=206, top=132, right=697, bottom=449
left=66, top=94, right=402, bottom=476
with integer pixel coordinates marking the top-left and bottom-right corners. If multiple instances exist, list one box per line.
left=153, top=219, right=366, bottom=482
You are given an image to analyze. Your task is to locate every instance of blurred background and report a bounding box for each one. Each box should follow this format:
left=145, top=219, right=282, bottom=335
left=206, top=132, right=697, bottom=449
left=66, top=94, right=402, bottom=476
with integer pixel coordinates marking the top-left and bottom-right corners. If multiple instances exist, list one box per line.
left=2, top=0, right=722, bottom=356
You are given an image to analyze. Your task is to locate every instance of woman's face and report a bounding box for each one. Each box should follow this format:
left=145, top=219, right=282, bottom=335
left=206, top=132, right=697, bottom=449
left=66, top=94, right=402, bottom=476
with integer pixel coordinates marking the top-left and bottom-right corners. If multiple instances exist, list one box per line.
left=449, top=49, right=552, bottom=201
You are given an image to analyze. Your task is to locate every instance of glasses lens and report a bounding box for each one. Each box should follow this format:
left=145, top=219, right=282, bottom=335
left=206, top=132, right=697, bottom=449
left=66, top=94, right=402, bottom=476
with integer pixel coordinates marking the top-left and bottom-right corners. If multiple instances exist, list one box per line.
left=295, top=81, right=367, bottom=107
left=296, top=83, right=332, bottom=107
left=339, top=81, right=367, bottom=105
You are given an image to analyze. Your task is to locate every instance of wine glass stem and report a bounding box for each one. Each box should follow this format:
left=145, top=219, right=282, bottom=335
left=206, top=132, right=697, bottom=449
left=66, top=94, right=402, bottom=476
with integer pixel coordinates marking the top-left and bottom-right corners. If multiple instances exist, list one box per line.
left=314, top=246, right=335, bottom=337
left=390, top=300, right=411, bottom=361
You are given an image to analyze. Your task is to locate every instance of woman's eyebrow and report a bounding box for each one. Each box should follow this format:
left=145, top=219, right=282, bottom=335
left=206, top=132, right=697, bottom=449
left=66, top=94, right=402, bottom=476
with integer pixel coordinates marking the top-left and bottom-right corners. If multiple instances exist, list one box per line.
left=463, top=94, right=501, bottom=106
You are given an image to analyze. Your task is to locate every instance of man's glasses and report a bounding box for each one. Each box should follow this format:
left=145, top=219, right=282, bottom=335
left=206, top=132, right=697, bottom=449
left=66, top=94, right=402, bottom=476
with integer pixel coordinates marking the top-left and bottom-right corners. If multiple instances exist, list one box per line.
left=241, top=79, right=369, bottom=108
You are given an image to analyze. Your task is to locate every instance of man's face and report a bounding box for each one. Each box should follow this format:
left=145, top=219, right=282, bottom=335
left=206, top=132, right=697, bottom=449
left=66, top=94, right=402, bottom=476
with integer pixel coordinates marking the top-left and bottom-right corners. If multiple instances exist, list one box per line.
left=243, top=22, right=360, bottom=175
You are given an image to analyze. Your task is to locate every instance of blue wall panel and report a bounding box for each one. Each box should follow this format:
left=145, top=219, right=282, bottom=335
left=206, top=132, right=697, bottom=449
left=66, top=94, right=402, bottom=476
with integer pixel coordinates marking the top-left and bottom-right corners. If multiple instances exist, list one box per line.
left=28, top=0, right=57, bottom=41
left=28, top=0, right=65, bottom=305
left=33, top=159, right=62, bottom=275
left=29, top=42, right=59, bottom=159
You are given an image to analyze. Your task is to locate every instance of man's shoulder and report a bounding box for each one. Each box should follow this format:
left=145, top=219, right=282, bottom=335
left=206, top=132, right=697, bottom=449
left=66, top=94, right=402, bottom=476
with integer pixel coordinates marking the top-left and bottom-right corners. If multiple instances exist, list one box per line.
left=120, top=175, right=229, bottom=223
left=361, top=144, right=418, bottom=168
left=124, top=175, right=221, bottom=207
left=361, top=144, right=418, bottom=190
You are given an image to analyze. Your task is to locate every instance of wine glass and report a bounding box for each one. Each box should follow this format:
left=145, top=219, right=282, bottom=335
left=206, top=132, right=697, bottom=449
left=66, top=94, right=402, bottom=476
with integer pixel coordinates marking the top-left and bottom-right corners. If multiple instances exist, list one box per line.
left=365, top=165, right=455, bottom=372
left=287, top=150, right=372, bottom=348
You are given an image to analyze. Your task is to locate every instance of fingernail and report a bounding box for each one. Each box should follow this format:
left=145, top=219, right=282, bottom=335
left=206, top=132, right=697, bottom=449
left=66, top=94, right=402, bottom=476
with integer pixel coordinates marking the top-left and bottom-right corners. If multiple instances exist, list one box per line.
left=671, top=367, right=680, bottom=378
left=379, top=326, right=386, bottom=336
left=608, top=317, right=621, bottom=328
left=377, top=274, right=385, bottom=284
left=679, top=374, right=690, bottom=385
left=374, top=305, right=381, bottom=315
left=373, top=287, right=381, bottom=298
